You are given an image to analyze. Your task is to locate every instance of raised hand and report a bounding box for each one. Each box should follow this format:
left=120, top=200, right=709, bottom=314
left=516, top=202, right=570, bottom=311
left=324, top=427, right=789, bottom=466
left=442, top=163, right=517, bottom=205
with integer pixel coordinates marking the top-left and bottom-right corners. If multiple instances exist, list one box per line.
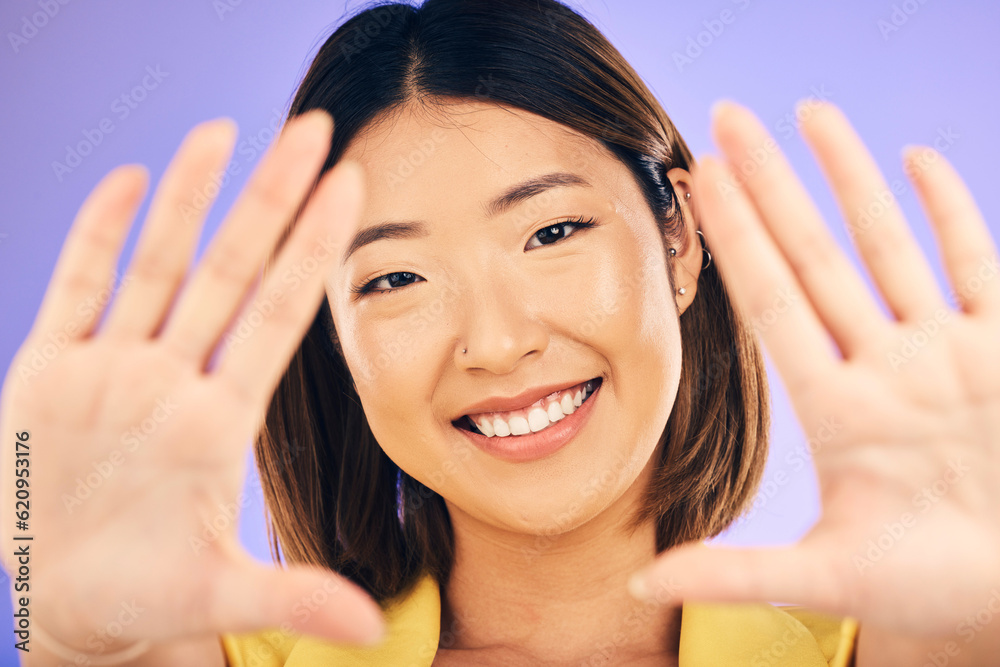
left=0, top=110, right=383, bottom=660
left=630, top=100, right=1000, bottom=644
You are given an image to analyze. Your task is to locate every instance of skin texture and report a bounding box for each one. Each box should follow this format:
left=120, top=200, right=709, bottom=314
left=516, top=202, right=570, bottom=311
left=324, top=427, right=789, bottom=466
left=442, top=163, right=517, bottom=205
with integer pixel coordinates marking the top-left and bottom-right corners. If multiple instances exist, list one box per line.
left=10, top=88, right=996, bottom=665
left=324, top=98, right=703, bottom=664
left=635, top=102, right=1000, bottom=666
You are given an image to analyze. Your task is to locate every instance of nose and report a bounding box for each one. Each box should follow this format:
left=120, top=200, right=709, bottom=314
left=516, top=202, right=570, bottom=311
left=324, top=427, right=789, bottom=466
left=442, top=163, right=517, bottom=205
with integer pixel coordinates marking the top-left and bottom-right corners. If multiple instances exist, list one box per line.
left=454, top=271, right=549, bottom=374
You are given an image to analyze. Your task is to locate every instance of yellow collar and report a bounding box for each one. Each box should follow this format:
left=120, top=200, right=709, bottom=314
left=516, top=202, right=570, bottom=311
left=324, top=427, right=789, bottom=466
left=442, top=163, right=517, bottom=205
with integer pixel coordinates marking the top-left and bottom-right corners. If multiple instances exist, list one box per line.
left=237, top=573, right=855, bottom=666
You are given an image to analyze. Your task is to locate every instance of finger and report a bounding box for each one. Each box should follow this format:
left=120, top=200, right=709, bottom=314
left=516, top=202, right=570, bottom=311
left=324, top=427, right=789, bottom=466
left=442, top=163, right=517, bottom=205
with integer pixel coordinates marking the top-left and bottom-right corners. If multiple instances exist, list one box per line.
left=710, top=101, right=888, bottom=357
left=102, top=118, right=239, bottom=339
left=159, top=110, right=334, bottom=369
left=904, top=146, right=1000, bottom=318
left=799, top=101, right=949, bottom=323
left=215, top=160, right=364, bottom=410
left=210, top=552, right=385, bottom=645
left=628, top=542, right=847, bottom=617
left=692, top=155, right=839, bottom=398
left=32, top=165, right=149, bottom=341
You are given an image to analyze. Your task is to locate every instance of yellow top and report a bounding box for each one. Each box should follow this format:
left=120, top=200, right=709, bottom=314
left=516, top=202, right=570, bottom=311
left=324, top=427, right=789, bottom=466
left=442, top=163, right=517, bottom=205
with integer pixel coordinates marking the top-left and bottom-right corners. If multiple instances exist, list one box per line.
left=220, top=573, right=858, bottom=666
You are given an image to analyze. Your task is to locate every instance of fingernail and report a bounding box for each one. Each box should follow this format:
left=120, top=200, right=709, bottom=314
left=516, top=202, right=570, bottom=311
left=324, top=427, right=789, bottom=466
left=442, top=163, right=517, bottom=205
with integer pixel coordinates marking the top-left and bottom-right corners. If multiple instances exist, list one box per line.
left=901, top=143, right=929, bottom=162
left=710, top=99, right=737, bottom=121
left=209, top=116, right=238, bottom=132
left=627, top=571, right=653, bottom=601
left=301, top=108, right=334, bottom=134
left=195, top=117, right=237, bottom=145
left=793, top=97, right=830, bottom=121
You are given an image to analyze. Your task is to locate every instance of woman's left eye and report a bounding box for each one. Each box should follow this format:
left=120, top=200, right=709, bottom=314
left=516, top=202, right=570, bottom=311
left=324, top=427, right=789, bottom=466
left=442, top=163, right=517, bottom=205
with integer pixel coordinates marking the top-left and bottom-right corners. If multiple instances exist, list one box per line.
left=525, top=216, right=597, bottom=250
left=351, top=216, right=598, bottom=299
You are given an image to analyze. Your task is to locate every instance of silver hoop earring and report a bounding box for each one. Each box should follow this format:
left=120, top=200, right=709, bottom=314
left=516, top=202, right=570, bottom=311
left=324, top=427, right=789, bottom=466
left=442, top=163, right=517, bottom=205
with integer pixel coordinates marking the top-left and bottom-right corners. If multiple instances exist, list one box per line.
left=696, top=230, right=712, bottom=270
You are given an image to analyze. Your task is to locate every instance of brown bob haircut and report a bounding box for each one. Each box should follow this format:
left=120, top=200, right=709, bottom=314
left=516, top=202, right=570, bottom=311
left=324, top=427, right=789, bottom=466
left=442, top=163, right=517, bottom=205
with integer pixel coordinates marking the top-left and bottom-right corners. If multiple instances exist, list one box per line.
left=257, top=0, right=769, bottom=606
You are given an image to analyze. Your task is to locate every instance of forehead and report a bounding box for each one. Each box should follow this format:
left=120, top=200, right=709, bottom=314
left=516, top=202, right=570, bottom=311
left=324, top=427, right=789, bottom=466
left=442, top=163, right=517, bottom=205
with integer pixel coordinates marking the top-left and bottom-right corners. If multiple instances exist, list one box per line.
left=340, top=98, right=620, bottom=189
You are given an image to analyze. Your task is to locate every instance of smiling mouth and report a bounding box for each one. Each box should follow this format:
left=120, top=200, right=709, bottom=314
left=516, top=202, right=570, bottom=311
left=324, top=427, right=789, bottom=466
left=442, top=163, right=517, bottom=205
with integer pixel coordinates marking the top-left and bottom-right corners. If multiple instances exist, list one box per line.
left=453, top=377, right=602, bottom=437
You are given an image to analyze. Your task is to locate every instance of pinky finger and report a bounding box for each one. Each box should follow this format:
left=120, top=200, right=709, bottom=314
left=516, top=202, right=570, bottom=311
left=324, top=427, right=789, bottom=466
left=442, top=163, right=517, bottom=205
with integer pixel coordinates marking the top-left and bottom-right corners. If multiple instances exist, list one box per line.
left=905, top=146, right=1000, bottom=318
left=213, top=160, right=364, bottom=412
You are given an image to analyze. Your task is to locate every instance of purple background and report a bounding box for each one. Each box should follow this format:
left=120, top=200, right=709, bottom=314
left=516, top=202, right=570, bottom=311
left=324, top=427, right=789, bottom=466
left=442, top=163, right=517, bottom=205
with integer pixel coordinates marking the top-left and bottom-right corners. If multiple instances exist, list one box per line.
left=1, top=0, right=998, bottom=662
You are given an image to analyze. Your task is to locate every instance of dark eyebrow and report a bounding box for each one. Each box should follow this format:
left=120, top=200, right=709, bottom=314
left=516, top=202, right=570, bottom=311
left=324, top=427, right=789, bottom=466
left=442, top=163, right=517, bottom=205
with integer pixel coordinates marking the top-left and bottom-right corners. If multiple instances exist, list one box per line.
left=341, top=172, right=592, bottom=265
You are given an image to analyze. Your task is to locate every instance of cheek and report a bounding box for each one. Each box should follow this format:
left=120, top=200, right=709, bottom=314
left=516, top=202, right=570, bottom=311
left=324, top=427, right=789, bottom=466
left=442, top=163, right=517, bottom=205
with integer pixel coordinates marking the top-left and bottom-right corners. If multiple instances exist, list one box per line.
left=573, top=235, right=682, bottom=447
left=572, top=235, right=678, bottom=369
left=337, top=290, right=459, bottom=471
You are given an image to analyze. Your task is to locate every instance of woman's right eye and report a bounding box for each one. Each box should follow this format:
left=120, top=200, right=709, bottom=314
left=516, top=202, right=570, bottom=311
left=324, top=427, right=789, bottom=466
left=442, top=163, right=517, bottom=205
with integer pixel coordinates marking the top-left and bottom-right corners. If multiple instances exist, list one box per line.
left=351, top=271, right=424, bottom=297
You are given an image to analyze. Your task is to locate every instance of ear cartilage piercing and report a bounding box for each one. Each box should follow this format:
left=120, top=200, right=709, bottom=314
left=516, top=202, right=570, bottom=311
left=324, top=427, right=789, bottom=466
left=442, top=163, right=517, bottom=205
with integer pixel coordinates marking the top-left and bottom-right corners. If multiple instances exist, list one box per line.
left=685, top=192, right=691, bottom=200
left=669, top=247, right=677, bottom=256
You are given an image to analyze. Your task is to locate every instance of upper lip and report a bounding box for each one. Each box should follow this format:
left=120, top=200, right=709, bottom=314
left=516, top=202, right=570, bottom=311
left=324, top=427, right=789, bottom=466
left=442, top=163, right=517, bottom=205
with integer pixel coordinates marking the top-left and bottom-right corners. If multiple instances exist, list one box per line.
left=453, top=377, right=597, bottom=420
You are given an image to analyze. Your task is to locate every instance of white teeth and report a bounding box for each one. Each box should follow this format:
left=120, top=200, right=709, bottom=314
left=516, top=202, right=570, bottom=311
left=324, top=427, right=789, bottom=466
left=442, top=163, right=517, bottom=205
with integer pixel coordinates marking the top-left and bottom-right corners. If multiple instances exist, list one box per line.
left=508, top=416, right=530, bottom=436
left=465, top=379, right=598, bottom=437
left=493, top=418, right=511, bottom=437
left=477, top=417, right=495, bottom=437
left=528, top=407, right=550, bottom=432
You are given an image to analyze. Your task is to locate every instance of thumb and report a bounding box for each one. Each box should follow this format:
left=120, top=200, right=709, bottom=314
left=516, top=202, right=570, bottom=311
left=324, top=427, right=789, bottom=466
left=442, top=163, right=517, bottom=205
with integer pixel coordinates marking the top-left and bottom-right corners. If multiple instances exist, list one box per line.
left=209, top=551, right=386, bottom=646
left=628, top=541, right=845, bottom=613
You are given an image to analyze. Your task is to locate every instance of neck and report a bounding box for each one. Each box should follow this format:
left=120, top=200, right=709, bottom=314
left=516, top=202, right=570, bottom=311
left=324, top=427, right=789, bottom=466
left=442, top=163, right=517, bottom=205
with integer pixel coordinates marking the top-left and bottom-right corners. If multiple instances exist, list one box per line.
left=438, top=464, right=681, bottom=664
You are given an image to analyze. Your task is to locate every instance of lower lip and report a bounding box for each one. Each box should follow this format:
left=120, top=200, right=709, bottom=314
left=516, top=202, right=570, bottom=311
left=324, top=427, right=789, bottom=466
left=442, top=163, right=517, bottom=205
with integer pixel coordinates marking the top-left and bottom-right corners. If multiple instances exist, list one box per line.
left=454, top=379, right=602, bottom=463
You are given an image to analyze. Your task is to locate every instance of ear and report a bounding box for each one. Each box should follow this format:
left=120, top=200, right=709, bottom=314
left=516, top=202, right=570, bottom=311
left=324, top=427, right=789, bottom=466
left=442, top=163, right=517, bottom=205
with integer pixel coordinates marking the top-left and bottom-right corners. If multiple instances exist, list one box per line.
left=665, top=167, right=703, bottom=316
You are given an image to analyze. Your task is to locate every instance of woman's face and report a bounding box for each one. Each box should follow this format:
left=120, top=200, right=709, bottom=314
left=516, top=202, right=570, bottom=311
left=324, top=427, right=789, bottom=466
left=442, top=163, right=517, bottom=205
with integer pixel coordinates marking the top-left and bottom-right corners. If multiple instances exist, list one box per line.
left=326, top=99, right=689, bottom=535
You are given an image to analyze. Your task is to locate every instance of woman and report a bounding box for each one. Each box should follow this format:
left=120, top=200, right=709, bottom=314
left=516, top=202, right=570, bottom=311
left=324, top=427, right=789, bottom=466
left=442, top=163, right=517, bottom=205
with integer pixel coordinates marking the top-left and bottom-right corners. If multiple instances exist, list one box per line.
left=4, top=0, right=998, bottom=665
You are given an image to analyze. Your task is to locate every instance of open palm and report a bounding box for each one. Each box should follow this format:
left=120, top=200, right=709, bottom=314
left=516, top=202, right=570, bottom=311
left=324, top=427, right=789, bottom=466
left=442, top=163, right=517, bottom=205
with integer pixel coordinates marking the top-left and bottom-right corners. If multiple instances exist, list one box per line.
left=0, top=111, right=383, bottom=657
left=636, top=100, right=1000, bottom=640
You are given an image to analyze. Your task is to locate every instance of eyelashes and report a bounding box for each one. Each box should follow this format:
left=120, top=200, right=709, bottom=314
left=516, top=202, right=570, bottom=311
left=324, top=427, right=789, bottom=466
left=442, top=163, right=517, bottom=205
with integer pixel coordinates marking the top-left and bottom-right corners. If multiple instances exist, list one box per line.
left=349, top=215, right=598, bottom=298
